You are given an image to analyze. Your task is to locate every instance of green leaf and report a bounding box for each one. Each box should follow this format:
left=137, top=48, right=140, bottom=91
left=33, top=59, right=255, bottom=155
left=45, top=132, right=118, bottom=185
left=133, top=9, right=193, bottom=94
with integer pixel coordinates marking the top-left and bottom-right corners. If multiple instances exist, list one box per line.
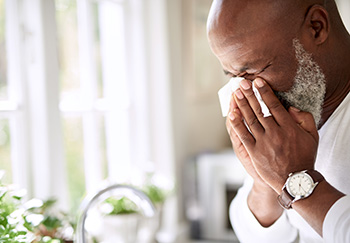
left=41, top=216, right=62, bottom=230
left=142, top=185, right=166, bottom=204
left=104, top=197, right=138, bottom=215
left=0, top=188, right=7, bottom=201
left=22, top=221, right=34, bottom=232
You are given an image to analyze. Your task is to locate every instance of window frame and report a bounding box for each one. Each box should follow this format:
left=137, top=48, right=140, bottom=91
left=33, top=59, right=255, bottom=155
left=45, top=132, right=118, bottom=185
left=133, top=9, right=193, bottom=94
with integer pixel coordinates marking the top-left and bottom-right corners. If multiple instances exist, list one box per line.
left=4, top=0, right=68, bottom=208
left=3, top=0, right=176, bottom=213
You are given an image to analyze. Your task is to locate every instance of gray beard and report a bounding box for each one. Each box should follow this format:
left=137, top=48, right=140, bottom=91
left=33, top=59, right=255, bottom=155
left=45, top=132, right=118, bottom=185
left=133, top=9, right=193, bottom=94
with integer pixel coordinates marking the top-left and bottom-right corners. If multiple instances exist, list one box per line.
left=275, top=39, right=326, bottom=126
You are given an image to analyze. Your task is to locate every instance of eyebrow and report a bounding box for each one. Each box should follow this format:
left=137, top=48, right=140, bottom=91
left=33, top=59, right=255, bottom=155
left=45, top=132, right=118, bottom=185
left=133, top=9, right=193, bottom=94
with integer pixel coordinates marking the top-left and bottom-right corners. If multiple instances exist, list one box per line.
left=223, top=69, right=233, bottom=76
left=223, top=66, right=249, bottom=77
left=223, top=62, right=271, bottom=77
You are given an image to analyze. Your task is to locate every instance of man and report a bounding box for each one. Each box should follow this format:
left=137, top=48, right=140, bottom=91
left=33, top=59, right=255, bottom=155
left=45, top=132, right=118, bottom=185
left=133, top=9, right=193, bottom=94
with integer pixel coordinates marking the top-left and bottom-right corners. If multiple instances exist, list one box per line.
left=207, top=0, right=350, bottom=242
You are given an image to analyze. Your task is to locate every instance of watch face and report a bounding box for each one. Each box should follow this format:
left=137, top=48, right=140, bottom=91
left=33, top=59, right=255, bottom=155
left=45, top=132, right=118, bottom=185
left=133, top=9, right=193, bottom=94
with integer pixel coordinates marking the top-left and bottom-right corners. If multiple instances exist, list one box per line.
left=286, top=172, right=314, bottom=198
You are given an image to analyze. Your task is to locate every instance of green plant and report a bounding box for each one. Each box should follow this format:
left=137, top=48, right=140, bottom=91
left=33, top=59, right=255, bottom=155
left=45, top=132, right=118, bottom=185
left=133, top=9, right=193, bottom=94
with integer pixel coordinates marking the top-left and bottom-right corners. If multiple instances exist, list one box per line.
left=102, top=172, right=172, bottom=216
left=0, top=179, right=33, bottom=242
left=142, top=184, right=167, bottom=205
left=141, top=171, right=172, bottom=206
left=0, top=171, right=74, bottom=243
left=103, top=197, right=138, bottom=215
left=25, top=198, right=74, bottom=243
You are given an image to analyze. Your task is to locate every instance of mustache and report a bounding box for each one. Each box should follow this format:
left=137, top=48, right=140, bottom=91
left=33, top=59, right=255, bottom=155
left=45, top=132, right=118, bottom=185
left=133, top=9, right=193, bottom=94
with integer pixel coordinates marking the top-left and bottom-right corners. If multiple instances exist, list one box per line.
left=274, top=90, right=291, bottom=110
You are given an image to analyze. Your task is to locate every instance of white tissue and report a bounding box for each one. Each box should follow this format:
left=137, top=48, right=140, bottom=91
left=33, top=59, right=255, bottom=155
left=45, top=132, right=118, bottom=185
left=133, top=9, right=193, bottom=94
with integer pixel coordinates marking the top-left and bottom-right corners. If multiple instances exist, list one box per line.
left=218, top=77, right=272, bottom=117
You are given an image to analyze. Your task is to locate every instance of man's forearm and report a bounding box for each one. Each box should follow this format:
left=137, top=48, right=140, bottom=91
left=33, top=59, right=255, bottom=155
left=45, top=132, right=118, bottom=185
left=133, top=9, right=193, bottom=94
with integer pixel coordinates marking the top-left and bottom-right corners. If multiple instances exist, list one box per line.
left=292, top=180, right=345, bottom=236
left=247, top=181, right=284, bottom=227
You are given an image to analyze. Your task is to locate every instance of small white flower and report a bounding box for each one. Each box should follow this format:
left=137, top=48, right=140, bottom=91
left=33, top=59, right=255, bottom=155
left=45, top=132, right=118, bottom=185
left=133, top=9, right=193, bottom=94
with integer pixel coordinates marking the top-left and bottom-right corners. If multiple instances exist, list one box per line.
left=25, top=214, right=44, bottom=226
left=23, top=198, right=44, bottom=210
left=10, top=188, right=27, bottom=199
left=9, top=209, right=25, bottom=224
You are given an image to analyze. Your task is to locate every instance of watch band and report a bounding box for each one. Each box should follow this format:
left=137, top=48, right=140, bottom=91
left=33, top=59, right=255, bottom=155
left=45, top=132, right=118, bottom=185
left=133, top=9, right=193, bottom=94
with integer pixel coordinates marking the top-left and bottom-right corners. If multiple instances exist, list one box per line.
left=306, top=170, right=325, bottom=183
left=278, top=188, right=294, bottom=209
left=277, top=170, right=324, bottom=209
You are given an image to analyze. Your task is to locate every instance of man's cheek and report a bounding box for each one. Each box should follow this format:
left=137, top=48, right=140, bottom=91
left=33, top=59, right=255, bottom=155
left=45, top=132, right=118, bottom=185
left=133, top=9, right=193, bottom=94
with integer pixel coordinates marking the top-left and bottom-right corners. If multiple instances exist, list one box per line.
left=274, top=90, right=292, bottom=110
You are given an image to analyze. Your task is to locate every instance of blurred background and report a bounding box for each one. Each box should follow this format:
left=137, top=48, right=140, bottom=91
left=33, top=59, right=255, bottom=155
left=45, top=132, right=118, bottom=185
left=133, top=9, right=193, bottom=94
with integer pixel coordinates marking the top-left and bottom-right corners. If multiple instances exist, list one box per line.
left=0, top=0, right=349, bottom=242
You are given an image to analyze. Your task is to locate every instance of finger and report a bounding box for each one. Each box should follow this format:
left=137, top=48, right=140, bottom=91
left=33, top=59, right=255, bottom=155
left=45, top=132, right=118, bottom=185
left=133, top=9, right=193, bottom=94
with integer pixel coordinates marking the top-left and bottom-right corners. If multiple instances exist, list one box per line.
left=228, top=92, right=241, bottom=120
left=230, top=93, right=238, bottom=111
left=239, top=79, right=277, bottom=129
left=234, top=88, right=265, bottom=136
left=226, top=117, right=261, bottom=179
left=228, top=91, right=242, bottom=120
left=228, top=108, right=256, bottom=150
left=226, top=117, right=249, bottom=157
left=254, top=78, right=291, bottom=126
left=288, top=107, right=319, bottom=141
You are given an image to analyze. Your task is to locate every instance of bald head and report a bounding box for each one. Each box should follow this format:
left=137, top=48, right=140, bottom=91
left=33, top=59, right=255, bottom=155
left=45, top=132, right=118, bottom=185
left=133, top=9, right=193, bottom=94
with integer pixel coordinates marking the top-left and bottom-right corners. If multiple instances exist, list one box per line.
left=207, top=0, right=350, bottom=126
left=207, top=0, right=332, bottom=55
left=206, top=0, right=348, bottom=85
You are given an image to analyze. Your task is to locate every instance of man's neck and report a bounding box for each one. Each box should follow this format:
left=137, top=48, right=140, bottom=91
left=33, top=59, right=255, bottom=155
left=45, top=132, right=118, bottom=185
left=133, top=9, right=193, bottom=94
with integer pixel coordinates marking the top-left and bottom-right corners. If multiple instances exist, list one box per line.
left=319, top=38, right=350, bottom=129
left=319, top=78, right=350, bottom=129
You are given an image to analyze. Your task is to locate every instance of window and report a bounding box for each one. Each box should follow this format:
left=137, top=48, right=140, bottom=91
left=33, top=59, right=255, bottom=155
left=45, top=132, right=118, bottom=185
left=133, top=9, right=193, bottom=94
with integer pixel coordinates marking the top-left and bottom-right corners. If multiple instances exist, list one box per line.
left=0, top=0, right=12, bottom=184
left=1, top=0, right=175, bottom=215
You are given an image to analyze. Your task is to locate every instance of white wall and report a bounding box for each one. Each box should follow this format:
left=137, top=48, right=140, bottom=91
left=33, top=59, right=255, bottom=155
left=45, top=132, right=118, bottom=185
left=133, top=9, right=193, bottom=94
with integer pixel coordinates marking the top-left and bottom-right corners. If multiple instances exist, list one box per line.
left=336, top=0, right=350, bottom=32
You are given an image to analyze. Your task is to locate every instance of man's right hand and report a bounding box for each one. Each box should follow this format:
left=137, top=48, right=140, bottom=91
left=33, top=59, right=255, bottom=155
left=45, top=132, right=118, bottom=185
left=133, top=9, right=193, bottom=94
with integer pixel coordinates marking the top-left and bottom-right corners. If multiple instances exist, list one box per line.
left=226, top=93, right=267, bottom=185
left=226, top=93, right=284, bottom=227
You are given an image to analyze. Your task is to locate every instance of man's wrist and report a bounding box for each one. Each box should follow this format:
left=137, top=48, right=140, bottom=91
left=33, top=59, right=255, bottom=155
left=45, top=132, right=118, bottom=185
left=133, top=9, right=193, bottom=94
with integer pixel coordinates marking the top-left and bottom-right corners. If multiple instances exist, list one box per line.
left=248, top=180, right=283, bottom=227
left=253, top=178, right=275, bottom=191
left=277, top=170, right=324, bottom=209
left=250, top=180, right=280, bottom=204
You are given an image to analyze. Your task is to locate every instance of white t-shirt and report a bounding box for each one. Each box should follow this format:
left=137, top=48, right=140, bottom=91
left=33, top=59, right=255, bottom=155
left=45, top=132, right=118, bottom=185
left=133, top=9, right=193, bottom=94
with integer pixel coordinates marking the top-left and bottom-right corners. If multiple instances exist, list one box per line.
left=230, top=92, right=350, bottom=243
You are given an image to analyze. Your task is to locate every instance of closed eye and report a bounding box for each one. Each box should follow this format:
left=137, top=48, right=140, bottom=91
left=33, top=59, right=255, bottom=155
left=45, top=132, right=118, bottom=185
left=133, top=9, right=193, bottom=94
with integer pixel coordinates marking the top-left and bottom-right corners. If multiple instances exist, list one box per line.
left=258, top=63, right=272, bottom=74
left=223, top=69, right=247, bottom=78
left=223, top=63, right=271, bottom=78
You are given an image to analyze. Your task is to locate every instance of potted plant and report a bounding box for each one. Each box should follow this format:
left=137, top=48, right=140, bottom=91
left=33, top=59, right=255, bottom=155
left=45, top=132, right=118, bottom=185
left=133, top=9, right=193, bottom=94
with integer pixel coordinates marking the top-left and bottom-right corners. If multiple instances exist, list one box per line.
left=86, top=196, right=141, bottom=243
left=86, top=172, right=172, bottom=243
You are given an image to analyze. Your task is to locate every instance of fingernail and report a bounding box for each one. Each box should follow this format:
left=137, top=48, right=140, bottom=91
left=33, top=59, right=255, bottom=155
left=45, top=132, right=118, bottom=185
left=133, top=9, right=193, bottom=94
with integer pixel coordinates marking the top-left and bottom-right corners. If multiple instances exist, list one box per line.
left=240, top=79, right=251, bottom=90
left=255, top=78, right=265, bottom=88
left=235, top=89, right=244, bottom=99
left=229, top=111, right=235, bottom=121
left=233, top=108, right=241, bottom=116
left=290, top=106, right=300, bottom=112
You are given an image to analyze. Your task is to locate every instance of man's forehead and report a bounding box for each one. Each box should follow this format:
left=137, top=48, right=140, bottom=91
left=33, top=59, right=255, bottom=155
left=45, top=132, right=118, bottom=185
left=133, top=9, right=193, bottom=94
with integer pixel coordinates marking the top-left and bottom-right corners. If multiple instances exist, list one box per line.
left=207, top=0, right=299, bottom=37
left=213, top=30, right=273, bottom=64
left=207, top=1, right=288, bottom=55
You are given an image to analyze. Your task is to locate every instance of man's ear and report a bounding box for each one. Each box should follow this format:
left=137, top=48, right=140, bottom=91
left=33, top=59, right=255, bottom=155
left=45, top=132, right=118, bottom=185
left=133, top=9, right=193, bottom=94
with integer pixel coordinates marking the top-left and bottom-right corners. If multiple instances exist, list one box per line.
left=302, top=5, right=330, bottom=45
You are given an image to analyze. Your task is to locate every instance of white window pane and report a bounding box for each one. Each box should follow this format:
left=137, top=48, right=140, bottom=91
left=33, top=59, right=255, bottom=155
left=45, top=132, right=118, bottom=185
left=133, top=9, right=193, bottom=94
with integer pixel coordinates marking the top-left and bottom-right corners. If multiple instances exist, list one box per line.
left=56, top=0, right=103, bottom=103
left=0, top=0, right=8, bottom=101
left=98, top=1, right=132, bottom=182
left=56, top=0, right=107, bottom=203
left=62, top=115, right=86, bottom=211
left=0, top=119, right=12, bottom=184
left=56, top=0, right=80, bottom=96
left=62, top=114, right=108, bottom=211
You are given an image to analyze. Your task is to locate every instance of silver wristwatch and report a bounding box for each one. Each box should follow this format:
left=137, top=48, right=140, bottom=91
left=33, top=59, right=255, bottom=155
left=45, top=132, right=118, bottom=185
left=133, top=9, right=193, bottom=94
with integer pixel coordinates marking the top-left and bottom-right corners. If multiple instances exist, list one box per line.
left=277, top=170, right=324, bottom=209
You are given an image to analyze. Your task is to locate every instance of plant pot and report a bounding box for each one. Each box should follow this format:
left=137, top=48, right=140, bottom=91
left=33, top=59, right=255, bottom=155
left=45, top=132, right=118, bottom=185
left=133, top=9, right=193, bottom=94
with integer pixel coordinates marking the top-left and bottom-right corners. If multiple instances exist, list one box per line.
left=137, top=205, right=162, bottom=243
left=85, top=204, right=163, bottom=243
left=88, top=213, right=141, bottom=243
